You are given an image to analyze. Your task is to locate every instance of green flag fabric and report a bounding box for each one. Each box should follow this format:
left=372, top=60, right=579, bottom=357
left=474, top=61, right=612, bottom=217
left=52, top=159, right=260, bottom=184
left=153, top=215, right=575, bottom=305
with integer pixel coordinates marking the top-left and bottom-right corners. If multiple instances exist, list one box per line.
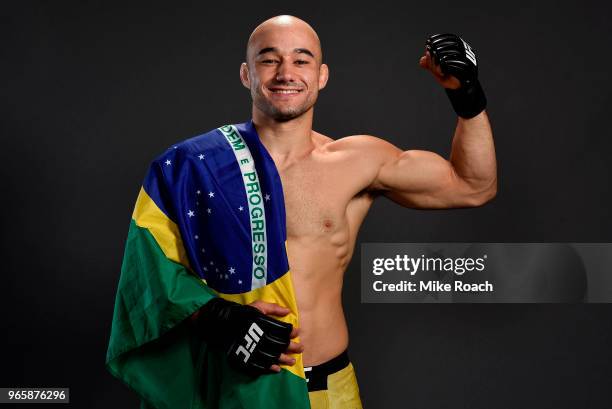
left=106, top=122, right=310, bottom=408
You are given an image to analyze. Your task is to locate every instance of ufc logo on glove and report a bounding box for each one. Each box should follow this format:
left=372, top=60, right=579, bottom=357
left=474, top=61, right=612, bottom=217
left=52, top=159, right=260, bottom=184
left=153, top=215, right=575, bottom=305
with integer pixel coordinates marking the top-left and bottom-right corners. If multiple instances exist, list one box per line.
left=235, top=323, right=264, bottom=363
left=461, top=38, right=477, bottom=66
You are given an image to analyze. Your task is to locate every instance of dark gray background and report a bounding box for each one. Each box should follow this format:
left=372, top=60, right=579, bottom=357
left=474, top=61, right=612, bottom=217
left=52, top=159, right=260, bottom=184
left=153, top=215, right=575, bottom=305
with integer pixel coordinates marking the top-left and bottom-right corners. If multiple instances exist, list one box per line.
left=2, top=1, right=611, bottom=408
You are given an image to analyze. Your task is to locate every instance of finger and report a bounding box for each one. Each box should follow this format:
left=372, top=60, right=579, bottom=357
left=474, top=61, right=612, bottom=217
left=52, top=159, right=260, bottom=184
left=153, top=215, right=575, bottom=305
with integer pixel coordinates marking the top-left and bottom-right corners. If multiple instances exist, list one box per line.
left=270, top=364, right=281, bottom=373
left=286, top=341, right=304, bottom=354
left=251, top=301, right=290, bottom=317
left=435, top=63, right=445, bottom=77
left=428, top=51, right=442, bottom=73
left=428, top=34, right=459, bottom=50
left=278, top=353, right=297, bottom=366
left=419, top=56, right=427, bottom=68
left=265, top=304, right=290, bottom=317
left=426, top=51, right=434, bottom=70
left=426, top=53, right=444, bottom=77
left=290, top=326, right=300, bottom=339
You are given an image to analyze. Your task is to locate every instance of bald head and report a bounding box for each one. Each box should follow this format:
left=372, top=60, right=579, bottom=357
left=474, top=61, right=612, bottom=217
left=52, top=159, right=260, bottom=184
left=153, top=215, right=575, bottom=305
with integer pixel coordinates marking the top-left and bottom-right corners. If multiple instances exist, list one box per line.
left=240, top=15, right=329, bottom=122
left=246, top=15, right=323, bottom=65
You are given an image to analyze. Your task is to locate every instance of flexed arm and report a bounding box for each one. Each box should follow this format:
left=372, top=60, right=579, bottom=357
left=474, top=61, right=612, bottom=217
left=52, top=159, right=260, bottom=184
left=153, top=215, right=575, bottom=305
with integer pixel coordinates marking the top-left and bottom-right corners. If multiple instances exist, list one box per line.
left=363, top=34, right=496, bottom=208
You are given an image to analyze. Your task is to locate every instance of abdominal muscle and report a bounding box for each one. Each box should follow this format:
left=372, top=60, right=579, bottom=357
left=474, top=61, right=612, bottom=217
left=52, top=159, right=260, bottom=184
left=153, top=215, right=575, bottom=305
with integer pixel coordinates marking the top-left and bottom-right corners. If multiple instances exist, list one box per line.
left=287, top=228, right=348, bottom=366
left=283, top=190, right=373, bottom=366
left=286, top=232, right=352, bottom=366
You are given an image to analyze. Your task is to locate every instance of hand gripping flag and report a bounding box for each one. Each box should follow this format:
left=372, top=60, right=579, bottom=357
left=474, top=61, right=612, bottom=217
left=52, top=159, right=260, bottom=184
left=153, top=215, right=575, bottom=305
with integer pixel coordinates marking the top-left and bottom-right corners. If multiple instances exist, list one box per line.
left=106, top=121, right=310, bottom=409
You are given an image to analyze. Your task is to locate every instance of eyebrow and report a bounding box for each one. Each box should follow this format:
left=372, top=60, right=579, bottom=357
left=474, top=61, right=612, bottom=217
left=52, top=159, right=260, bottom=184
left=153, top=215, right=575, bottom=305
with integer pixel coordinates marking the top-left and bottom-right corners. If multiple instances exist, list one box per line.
left=257, top=47, right=315, bottom=58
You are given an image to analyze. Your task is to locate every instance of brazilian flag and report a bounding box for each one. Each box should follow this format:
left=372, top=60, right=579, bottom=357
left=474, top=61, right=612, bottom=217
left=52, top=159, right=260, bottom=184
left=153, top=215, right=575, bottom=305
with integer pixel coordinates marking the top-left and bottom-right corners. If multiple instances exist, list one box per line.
left=106, top=121, right=310, bottom=409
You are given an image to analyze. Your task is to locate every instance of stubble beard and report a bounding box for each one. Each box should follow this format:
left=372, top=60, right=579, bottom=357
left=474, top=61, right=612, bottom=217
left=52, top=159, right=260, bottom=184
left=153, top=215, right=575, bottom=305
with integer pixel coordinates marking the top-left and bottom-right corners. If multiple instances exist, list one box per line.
left=253, top=88, right=316, bottom=122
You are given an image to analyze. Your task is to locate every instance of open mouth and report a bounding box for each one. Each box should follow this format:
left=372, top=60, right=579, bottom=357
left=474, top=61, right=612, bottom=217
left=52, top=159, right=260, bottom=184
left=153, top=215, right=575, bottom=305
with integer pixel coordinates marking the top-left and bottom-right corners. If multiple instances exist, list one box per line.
left=268, top=87, right=303, bottom=95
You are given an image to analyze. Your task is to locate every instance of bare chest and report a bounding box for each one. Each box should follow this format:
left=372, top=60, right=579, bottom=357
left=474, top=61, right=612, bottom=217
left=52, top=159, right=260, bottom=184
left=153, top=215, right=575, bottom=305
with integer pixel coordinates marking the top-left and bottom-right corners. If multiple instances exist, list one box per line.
left=278, top=157, right=366, bottom=238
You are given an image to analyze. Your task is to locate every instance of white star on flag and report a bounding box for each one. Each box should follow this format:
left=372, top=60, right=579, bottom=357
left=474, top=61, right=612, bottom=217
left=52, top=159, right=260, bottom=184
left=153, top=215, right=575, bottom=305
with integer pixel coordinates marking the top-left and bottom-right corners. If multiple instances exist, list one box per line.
left=229, top=267, right=236, bottom=274
left=238, top=206, right=244, bottom=211
left=202, top=266, right=208, bottom=271
left=224, top=274, right=229, bottom=279
left=173, top=146, right=178, bottom=149
left=208, top=191, right=215, bottom=198
left=194, top=235, right=199, bottom=239
left=238, top=280, right=242, bottom=284
left=187, top=210, right=195, bottom=217
left=207, top=208, right=212, bottom=214
left=210, top=261, right=214, bottom=265
left=264, top=193, right=271, bottom=201
left=198, top=154, right=205, bottom=160
left=201, top=248, right=205, bottom=253
left=215, top=268, right=219, bottom=272
left=196, top=190, right=201, bottom=195
left=165, top=159, right=171, bottom=166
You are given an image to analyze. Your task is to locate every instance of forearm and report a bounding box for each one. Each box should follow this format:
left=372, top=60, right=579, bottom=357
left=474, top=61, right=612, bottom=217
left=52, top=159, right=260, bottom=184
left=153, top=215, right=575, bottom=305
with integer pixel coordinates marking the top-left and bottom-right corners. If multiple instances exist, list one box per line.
left=448, top=110, right=497, bottom=194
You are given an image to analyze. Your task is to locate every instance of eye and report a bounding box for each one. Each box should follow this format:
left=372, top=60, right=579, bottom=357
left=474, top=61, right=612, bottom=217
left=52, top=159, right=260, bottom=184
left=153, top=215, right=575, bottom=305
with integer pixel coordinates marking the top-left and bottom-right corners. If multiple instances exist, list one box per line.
left=261, top=59, right=278, bottom=65
left=295, top=60, right=309, bottom=65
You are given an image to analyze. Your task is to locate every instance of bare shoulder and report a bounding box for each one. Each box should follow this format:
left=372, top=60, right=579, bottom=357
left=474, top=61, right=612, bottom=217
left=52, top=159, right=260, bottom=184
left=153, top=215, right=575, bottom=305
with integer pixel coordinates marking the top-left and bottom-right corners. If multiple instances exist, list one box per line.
left=321, top=133, right=401, bottom=161
left=312, top=132, right=404, bottom=194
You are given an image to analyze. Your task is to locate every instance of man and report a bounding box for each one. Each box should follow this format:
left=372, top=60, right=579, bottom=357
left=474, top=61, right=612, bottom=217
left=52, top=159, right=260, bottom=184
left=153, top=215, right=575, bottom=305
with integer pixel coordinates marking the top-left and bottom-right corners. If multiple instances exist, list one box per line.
left=206, top=14, right=494, bottom=406
left=107, top=14, right=496, bottom=409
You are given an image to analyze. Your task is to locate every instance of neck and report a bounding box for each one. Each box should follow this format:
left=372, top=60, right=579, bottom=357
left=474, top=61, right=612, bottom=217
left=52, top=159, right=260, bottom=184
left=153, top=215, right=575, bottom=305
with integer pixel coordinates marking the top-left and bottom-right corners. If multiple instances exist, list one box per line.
left=252, top=106, right=315, bottom=166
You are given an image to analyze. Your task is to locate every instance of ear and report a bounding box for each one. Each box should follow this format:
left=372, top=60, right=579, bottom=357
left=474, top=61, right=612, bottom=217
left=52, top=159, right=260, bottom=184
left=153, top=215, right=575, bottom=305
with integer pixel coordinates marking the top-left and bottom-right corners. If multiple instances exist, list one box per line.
left=240, top=62, right=250, bottom=89
left=318, top=63, right=329, bottom=90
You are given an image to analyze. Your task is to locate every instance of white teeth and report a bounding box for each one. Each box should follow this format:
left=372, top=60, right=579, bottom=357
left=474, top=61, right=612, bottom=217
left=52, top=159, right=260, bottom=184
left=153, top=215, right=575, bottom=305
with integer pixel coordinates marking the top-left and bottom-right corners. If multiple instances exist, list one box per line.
left=272, top=89, right=299, bottom=94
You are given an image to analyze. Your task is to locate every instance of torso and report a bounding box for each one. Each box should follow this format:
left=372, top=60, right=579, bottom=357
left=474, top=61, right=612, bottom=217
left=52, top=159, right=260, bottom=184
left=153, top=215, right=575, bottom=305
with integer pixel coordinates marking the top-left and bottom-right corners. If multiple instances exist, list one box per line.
left=270, top=131, right=377, bottom=366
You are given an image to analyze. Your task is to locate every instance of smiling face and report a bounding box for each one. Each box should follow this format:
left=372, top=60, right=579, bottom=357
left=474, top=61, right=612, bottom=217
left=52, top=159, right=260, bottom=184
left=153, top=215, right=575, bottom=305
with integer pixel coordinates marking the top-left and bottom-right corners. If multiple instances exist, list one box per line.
left=241, top=16, right=329, bottom=122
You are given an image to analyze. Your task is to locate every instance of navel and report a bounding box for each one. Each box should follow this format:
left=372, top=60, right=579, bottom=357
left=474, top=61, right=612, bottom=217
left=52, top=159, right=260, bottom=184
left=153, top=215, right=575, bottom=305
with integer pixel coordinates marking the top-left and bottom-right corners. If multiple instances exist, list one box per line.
left=323, top=219, right=333, bottom=230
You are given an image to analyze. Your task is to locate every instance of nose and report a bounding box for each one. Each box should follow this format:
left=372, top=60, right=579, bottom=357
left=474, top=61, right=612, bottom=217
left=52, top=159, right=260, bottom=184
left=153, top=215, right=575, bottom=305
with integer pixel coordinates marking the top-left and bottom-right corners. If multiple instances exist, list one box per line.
left=275, top=60, right=296, bottom=83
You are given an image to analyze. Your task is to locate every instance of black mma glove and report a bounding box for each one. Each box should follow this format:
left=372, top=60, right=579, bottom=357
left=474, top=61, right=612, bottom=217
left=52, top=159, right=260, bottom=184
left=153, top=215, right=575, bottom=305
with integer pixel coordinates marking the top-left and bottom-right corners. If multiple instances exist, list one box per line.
left=425, top=33, right=487, bottom=119
left=196, top=297, right=293, bottom=376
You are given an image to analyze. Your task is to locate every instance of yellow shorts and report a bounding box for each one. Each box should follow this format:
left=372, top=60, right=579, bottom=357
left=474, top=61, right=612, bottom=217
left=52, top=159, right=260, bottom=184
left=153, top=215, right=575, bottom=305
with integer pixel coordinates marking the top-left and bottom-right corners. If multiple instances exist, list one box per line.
left=306, top=350, right=363, bottom=409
